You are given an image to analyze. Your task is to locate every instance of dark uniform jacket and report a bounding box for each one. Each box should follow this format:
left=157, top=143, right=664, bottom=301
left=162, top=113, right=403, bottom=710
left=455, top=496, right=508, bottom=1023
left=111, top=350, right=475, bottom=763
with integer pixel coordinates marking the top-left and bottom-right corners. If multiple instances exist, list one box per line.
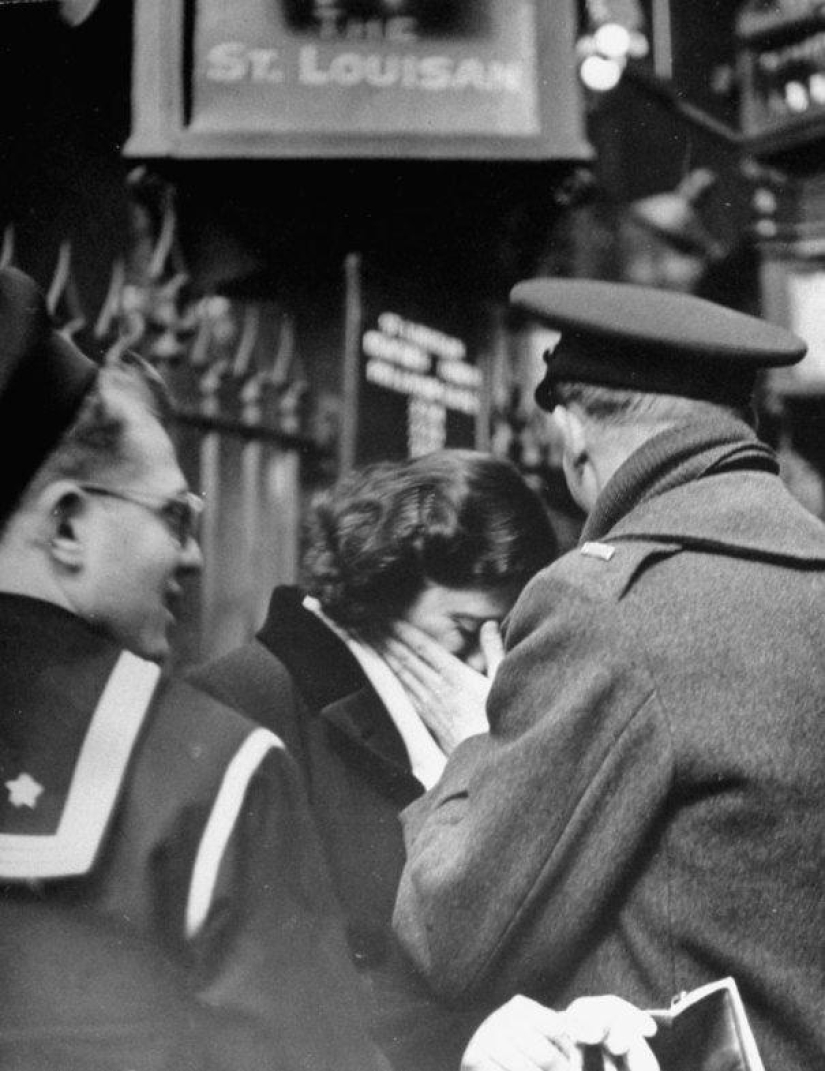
left=394, top=418, right=825, bottom=1071
left=0, top=899, right=202, bottom=1071
left=0, top=594, right=386, bottom=1071
left=190, top=587, right=487, bottom=1071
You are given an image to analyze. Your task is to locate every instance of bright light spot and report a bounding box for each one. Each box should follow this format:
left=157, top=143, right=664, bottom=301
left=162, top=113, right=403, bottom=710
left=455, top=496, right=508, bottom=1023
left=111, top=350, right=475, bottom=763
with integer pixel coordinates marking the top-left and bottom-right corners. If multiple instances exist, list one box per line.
left=785, top=81, right=808, bottom=112
left=576, top=34, right=597, bottom=59
left=752, top=187, right=777, bottom=215
left=628, top=31, right=650, bottom=58
left=593, top=22, right=632, bottom=59
left=809, top=73, right=825, bottom=104
left=580, top=53, right=624, bottom=92
left=753, top=219, right=778, bottom=238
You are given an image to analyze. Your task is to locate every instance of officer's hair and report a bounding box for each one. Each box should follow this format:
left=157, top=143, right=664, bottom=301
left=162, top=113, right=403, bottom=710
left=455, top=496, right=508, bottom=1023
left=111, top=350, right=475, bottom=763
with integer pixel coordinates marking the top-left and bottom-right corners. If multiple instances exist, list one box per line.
left=28, top=353, right=173, bottom=492
left=303, top=449, right=556, bottom=632
left=552, top=381, right=756, bottom=430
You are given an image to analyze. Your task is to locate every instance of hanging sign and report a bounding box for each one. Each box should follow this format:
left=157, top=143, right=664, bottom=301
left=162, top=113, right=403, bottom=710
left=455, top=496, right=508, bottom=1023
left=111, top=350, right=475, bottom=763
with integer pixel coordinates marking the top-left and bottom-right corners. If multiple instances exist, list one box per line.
left=128, top=0, right=590, bottom=158
left=193, top=0, right=539, bottom=141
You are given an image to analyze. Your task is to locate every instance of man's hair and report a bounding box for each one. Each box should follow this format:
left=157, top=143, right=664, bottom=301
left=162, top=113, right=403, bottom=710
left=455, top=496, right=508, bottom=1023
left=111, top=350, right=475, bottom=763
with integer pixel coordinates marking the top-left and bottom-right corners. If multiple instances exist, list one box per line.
left=551, top=381, right=756, bottom=430
left=303, top=449, right=557, bottom=630
left=24, top=352, right=173, bottom=496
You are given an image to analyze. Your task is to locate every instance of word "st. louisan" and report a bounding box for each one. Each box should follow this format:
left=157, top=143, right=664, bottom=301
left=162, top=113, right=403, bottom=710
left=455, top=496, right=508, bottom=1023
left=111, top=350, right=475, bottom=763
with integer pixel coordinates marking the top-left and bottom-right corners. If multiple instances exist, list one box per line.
left=206, top=42, right=524, bottom=93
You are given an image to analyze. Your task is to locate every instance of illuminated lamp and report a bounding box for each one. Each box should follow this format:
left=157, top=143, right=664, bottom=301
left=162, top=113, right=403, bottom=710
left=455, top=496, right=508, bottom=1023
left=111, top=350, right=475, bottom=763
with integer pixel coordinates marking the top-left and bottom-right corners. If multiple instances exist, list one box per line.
left=577, top=0, right=649, bottom=93
left=593, top=22, right=632, bottom=60
left=580, top=52, right=625, bottom=92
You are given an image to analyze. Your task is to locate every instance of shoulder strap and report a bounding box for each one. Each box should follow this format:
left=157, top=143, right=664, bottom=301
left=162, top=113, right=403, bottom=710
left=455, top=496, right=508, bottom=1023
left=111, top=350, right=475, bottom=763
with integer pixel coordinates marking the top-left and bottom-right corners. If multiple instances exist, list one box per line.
left=0, top=652, right=160, bottom=881
left=609, top=531, right=825, bottom=568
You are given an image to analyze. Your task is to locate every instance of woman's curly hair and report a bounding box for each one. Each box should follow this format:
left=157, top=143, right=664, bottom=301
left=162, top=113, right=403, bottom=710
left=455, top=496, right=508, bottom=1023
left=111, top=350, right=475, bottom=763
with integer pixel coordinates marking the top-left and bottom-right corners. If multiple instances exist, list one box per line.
left=303, top=449, right=556, bottom=630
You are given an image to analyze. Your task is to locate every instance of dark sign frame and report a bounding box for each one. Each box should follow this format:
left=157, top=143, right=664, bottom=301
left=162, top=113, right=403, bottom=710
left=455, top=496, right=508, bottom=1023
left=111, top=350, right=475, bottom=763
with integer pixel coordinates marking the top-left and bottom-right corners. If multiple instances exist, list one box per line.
left=126, top=0, right=590, bottom=160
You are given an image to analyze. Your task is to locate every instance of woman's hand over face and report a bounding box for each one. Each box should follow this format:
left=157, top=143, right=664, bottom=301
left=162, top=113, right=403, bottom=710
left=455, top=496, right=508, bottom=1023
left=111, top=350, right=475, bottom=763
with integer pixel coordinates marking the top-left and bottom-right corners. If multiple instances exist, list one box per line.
left=378, top=619, right=503, bottom=753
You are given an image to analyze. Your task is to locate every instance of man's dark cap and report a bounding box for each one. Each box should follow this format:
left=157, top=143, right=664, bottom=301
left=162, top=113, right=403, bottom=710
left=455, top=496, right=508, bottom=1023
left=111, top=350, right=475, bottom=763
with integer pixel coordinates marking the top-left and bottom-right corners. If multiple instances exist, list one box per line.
left=509, top=278, right=807, bottom=411
left=0, top=267, right=99, bottom=522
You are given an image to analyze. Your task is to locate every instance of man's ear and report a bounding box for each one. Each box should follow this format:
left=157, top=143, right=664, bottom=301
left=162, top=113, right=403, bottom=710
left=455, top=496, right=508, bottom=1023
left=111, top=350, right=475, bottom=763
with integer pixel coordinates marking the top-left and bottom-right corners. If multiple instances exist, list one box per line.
left=41, top=482, right=88, bottom=570
left=552, top=404, right=589, bottom=469
left=553, top=403, right=601, bottom=513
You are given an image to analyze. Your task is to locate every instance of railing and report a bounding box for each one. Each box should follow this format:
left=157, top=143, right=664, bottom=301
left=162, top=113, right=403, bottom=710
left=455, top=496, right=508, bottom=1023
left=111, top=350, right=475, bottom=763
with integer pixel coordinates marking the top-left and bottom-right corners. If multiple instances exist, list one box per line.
left=1, top=170, right=332, bottom=664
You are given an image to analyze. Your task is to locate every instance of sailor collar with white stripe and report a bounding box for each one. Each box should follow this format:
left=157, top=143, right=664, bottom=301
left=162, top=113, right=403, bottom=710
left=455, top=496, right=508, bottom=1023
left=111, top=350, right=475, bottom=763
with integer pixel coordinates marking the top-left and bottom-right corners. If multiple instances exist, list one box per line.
left=0, top=652, right=160, bottom=881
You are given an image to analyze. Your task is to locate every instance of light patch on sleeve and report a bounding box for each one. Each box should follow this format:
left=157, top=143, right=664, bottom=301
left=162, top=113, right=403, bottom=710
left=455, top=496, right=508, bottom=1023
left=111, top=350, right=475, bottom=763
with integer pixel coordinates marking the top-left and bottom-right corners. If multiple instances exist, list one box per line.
left=185, top=727, right=284, bottom=940
left=580, top=541, right=616, bottom=561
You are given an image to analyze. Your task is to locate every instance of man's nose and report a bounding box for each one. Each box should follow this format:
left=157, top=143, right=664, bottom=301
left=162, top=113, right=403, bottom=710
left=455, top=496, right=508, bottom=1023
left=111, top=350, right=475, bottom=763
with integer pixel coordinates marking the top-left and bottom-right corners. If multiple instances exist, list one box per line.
left=179, top=535, right=204, bottom=572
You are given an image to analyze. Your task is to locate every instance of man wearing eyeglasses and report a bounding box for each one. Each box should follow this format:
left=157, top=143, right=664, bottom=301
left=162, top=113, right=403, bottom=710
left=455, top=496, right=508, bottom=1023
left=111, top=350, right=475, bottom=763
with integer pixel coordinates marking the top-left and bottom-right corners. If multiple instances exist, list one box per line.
left=62, top=480, right=204, bottom=663
left=0, top=267, right=387, bottom=1071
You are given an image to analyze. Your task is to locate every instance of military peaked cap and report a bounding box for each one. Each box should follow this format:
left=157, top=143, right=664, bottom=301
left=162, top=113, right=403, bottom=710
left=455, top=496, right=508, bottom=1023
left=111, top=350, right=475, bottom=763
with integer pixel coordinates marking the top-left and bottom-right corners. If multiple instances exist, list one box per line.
left=509, top=278, right=807, bottom=410
left=0, top=267, right=99, bottom=522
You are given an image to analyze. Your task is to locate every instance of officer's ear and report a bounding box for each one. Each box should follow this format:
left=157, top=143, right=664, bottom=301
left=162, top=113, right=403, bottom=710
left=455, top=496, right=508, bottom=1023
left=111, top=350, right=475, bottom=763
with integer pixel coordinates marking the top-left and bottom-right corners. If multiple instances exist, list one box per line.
left=553, top=404, right=599, bottom=512
left=552, top=404, right=589, bottom=470
left=41, top=482, right=90, bottom=570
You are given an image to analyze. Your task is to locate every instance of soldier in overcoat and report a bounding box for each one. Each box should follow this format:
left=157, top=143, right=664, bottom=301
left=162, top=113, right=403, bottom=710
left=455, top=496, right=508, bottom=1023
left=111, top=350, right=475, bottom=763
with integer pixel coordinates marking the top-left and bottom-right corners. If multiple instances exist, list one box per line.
left=391, top=280, right=825, bottom=1071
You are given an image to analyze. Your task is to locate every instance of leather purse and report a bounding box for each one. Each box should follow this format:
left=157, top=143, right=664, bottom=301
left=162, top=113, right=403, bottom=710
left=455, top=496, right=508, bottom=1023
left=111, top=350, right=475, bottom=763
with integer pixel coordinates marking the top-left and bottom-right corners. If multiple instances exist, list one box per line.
left=647, top=977, right=766, bottom=1071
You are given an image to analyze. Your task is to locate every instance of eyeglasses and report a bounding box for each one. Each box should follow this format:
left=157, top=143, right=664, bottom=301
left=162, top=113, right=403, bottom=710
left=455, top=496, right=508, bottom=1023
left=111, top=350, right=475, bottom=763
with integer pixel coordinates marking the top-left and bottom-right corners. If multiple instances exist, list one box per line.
left=79, top=484, right=205, bottom=547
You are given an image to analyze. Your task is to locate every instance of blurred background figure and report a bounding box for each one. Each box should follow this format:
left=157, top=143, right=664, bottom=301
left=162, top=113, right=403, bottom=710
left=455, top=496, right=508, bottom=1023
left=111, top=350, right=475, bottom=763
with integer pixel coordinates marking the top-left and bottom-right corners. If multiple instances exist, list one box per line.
left=190, top=448, right=557, bottom=1071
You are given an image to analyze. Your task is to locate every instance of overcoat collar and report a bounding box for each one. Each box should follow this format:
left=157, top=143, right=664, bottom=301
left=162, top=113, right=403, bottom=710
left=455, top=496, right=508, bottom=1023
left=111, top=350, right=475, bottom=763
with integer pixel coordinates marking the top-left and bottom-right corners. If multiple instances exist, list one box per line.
left=257, top=588, right=419, bottom=796
left=583, top=416, right=776, bottom=541
left=610, top=470, right=825, bottom=565
left=584, top=416, right=825, bottom=565
left=258, top=586, right=366, bottom=712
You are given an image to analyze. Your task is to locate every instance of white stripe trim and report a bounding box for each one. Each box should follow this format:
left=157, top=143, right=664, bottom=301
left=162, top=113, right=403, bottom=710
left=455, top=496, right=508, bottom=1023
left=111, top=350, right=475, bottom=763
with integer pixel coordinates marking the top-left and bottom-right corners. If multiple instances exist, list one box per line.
left=0, top=652, right=160, bottom=879
left=185, top=727, right=283, bottom=940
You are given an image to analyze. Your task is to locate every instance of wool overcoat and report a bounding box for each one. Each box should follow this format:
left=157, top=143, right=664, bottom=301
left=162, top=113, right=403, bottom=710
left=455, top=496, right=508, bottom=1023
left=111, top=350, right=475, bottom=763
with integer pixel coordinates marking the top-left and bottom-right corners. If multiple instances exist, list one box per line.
left=394, top=432, right=825, bottom=1071
left=0, top=594, right=385, bottom=1071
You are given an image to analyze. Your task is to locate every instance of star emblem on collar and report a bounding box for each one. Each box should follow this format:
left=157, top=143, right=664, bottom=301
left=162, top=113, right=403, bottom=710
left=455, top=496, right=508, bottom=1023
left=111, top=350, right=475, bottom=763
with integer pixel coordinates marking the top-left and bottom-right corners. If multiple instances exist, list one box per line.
left=5, top=772, right=44, bottom=809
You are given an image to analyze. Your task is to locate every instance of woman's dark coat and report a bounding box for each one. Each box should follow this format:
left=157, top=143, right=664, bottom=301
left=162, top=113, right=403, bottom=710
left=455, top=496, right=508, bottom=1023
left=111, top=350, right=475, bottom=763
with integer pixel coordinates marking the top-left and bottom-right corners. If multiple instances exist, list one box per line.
left=190, top=587, right=484, bottom=1071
